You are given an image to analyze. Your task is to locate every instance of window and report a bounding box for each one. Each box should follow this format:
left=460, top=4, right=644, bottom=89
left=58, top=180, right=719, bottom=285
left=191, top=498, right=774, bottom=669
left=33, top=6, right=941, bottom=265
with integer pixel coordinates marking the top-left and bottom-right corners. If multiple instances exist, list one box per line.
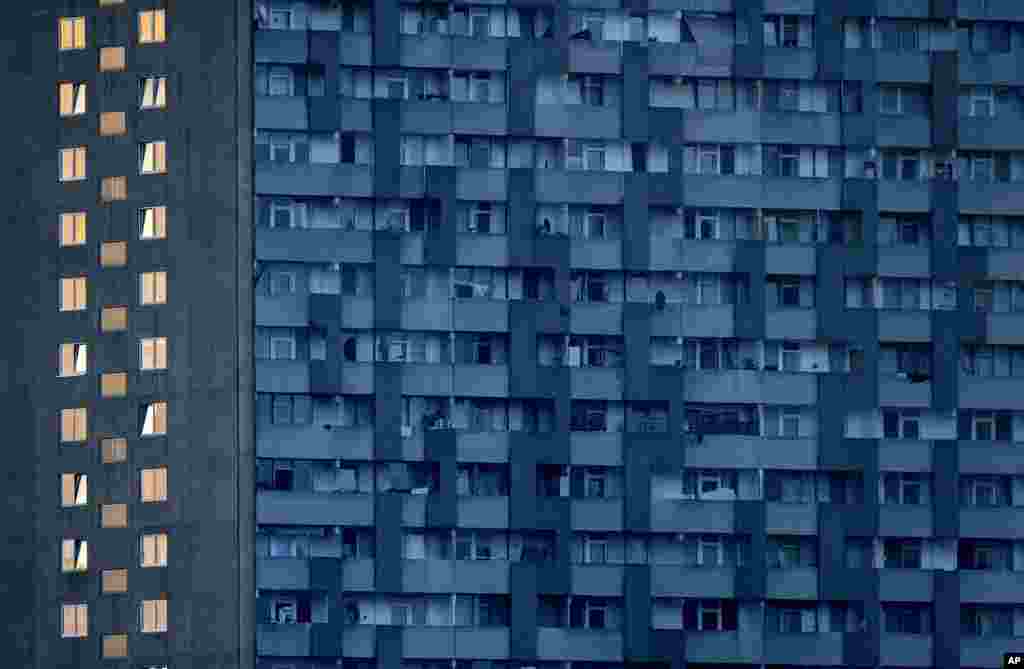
left=268, top=67, right=294, bottom=96
left=969, top=86, right=995, bottom=118
left=883, top=409, right=922, bottom=440
left=60, top=277, right=87, bottom=312
left=99, top=47, right=126, bottom=72
left=140, top=271, right=167, bottom=305
left=763, top=15, right=811, bottom=48
left=59, top=17, right=86, bottom=51
left=102, top=438, right=128, bottom=464
left=61, top=408, right=87, bottom=443
left=103, top=634, right=128, bottom=658
left=138, top=10, right=167, bottom=44
left=101, top=372, right=127, bottom=398
left=102, top=307, right=129, bottom=332
left=99, top=112, right=126, bottom=136
left=141, top=533, right=168, bottom=568
left=59, top=147, right=86, bottom=182
left=140, top=141, right=167, bottom=174
left=140, top=599, right=168, bottom=633
left=59, top=82, right=87, bottom=117
left=100, top=241, right=128, bottom=267
left=61, top=603, right=88, bottom=638
left=141, top=76, right=167, bottom=109
left=140, top=467, right=168, bottom=503
left=61, top=473, right=88, bottom=507
left=59, top=212, right=87, bottom=247
left=141, top=401, right=168, bottom=436
left=140, top=337, right=168, bottom=370
left=884, top=539, right=922, bottom=569
left=102, top=176, right=127, bottom=202
left=140, top=206, right=167, bottom=239
left=98, top=569, right=127, bottom=594
left=270, top=332, right=297, bottom=360
left=883, top=472, right=926, bottom=505
left=59, top=343, right=88, bottom=377
left=101, top=503, right=128, bottom=528
left=62, top=539, right=88, bottom=573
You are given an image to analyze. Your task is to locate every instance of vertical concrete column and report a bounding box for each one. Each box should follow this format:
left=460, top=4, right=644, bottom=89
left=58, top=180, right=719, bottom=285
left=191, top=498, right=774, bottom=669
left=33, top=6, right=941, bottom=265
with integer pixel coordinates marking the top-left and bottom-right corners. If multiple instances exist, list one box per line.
left=423, top=166, right=457, bottom=267
left=308, top=31, right=340, bottom=130
left=734, top=241, right=766, bottom=340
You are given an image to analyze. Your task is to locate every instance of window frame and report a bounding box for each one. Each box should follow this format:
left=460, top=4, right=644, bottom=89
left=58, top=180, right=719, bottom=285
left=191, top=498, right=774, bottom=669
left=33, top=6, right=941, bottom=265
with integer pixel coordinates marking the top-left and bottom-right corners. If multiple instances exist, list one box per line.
left=58, top=17, right=87, bottom=51
left=138, top=9, right=167, bottom=44
left=140, top=76, right=168, bottom=109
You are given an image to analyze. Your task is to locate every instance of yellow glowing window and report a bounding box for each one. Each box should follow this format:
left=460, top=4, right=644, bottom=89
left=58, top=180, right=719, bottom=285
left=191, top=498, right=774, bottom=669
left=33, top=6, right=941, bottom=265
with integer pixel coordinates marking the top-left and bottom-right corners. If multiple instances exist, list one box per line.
left=140, top=533, right=168, bottom=567
left=100, top=47, right=126, bottom=72
left=60, top=277, right=87, bottom=311
left=101, top=306, right=129, bottom=332
left=58, top=17, right=86, bottom=51
left=140, top=467, right=167, bottom=502
left=59, top=82, right=87, bottom=116
left=102, top=437, right=128, bottom=463
left=60, top=212, right=87, bottom=246
left=140, top=337, right=168, bottom=370
left=141, top=401, right=168, bottom=436
left=102, top=569, right=128, bottom=593
left=101, top=372, right=128, bottom=398
left=100, top=241, right=128, bottom=267
left=101, top=176, right=127, bottom=202
left=59, top=147, right=86, bottom=181
left=102, top=634, right=128, bottom=658
left=58, top=343, right=88, bottom=377
left=99, top=112, right=126, bottom=136
left=140, top=76, right=167, bottom=109
left=101, top=503, right=128, bottom=528
left=139, top=141, right=167, bottom=174
left=61, top=603, right=88, bottom=637
left=140, top=271, right=167, bottom=304
left=138, top=10, right=166, bottom=44
left=61, top=473, right=88, bottom=507
left=140, top=206, right=167, bottom=239
left=60, top=408, right=88, bottom=443
left=61, top=539, right=88, bottom=573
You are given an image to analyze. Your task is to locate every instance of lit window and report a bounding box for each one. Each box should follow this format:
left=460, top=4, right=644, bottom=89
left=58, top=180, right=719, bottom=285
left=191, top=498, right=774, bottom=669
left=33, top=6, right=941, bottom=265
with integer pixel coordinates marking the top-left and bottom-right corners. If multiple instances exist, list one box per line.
left=58, top=343, right=88, bottom=377
left=99, top=0, right=127, bottom=5
left=59, top=82, right=87, bottom=116
left=60, top=277, right=87, bottom=311
left=100, top=241, right=128, bottom=267
left=101, top=176, right=127, bottom=201
left=60, top=408, right=88, bottom=443
left=101, top=503, right=128, bottom=528
left=140, top=599, right=168, bottom=633
left=102, top=634, right=128, bottom=658
left=61, top=473, right=88, bottom=507
left=102, top=438, right=128, bottom=464
left=58, top=17, right=86, bottom=51
left=61, top=603, right=88, bottom=638
left=99, top=46, right=126, bottom=71
left=140, top=76, right=167, bottom=109
left=138, top=10, right=166, bottom=44
left=101, top=372, right=128, bottom=398
left=59, top=147, right=86, bottom=182
left=101, top=569, right=128, bottom=594
left=140, top=141, right=167, bottom=174
left=61, top=539, right=89, bottom=573
left=141, top=401, right=168, bottom=436
left=140, top=467, right=168, bottom=502
left=140, top=337, right=168, bottom=370
left=139, top=206, right=167, bottom=239
left=59, top=212, right=87, bottom=246
left=140, top=533, right=168, bottom=567
left=101, top=306, right=129, bottom=332
left=140, top=271, right=167, bottom=305
left=99, top=112, right=127, bottom=136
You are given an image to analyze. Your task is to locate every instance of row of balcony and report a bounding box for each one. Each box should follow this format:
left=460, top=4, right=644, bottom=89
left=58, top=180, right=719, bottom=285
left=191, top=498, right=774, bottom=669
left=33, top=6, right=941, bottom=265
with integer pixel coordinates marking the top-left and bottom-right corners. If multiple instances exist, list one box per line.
left=257, top=621, right=1012, bottom=666
left=258, top=97, right=1024, bottom=152
left=256, top=30, right=1024, bottom=85
left=255, top=165, right=1024, bottom=215
left=255, top=492, right=1024, bottom=539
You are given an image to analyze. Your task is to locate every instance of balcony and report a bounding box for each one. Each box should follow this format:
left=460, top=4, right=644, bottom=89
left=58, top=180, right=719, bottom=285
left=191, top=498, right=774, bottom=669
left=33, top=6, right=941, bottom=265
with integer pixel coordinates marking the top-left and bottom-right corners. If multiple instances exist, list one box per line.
left=876, top=115, right=931, bottom=148
left=255, top=30, right=306, bottom=63
left=570, top=432, right=622, bottom=466
left=457, top=496, right=509, bottom=529
left=537, top=628, right=623, bottom=662
left=875, top=50, right=931, bottom=83
left=764, top=308, right=817, bottom=340
left=400, top=363, right=451, bottom=395
left=879, top=505, right=933, bottom=537
left=339, top=34, right=371, bottom=66
left=766, top=567, right=818, bottom=600
left=877, top=179, right=930, bottom=212
left=687, top=434, right=815, bottom=470
left=255, top=162, right=372, bottom=198
left=340, top=99, right=372, bottom=131
left=685, top=632, right=752, bottom=664
left=256, top=96, right=307, bottom=130
left=961, top=507, right=1024, bottom=539
left=763, top=633, right=843, bottom=666
left=571, top=565, right=623, bottom=596
left=456, top=168, right=506, bottom=201
left=572, top=499, right=623, bottom=532
left=879, top=634, right=932, bottom=667
left=257, top=623, right=310, bottom=656
left=399, top=33, right=450, bottom=68
left=570, top=367, right=624, bottom=400
left=878, top=569, right=933, bottom=601
left=960, top=181, right=1024, bottom=215
left=570, top=239, right=620, bottom=270
left=960, top=375, right=1024, bottom=410
left=568, top=41, right=622, bottom=74
left=650, top=566, right=733, bottom=598
left=452, top=364, right=508, bottom=397
left=257, top=228, right=373, bottom=264
left=878, top=375, right=932, bottom=407
left=877, top=310, right=931, bottom=342
left=534, top=104, right=621, bottom=140
left=400, top=100, right=452, bottom=134
left=988, top=313, right=1024, bottom=345
left=877, top=246, right=930, bottom=277
left=258, top=557, right=310, bottom=590
left=452, top=102, right=507, bottom=136
left=762, top=47, right=816, bottom=80
left=764, top=502, right=817, bottom=534
left=456, top=431, right=510, bottom=462
left=256, top=360, right=309, bottom=394
left=570, top=302, right=622, bottom=335
left=765, top=245, right=815, bottom=275
left=451, top=37, right=506, bottom=70
left=401, top=299, right=451, bottom=331
left=650, top=500, right=734, bottom=533
left=256, top=294, right=307, bottom=327
left=256, top=490, right=373, bottom=526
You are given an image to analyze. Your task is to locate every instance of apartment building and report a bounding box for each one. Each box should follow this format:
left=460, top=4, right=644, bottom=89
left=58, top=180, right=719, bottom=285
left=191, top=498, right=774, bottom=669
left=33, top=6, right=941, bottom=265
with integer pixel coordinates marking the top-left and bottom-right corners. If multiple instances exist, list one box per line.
left=252, top=0, right=1024, bottom=667
left=0, top=2, right=253, bottom=669
left=6, top=0, right=1024, bottom=668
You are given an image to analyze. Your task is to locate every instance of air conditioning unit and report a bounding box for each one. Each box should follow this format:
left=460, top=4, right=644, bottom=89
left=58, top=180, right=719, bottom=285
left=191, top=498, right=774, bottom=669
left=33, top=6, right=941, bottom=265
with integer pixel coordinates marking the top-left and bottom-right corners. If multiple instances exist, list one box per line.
left=330, top=262, right=341, bottom=271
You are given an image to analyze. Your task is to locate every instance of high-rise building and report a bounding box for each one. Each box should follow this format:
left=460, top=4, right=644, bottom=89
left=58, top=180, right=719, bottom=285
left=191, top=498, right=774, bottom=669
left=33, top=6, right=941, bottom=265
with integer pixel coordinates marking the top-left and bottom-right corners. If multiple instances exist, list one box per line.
left=4, top=1, right=1024, bottom=668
